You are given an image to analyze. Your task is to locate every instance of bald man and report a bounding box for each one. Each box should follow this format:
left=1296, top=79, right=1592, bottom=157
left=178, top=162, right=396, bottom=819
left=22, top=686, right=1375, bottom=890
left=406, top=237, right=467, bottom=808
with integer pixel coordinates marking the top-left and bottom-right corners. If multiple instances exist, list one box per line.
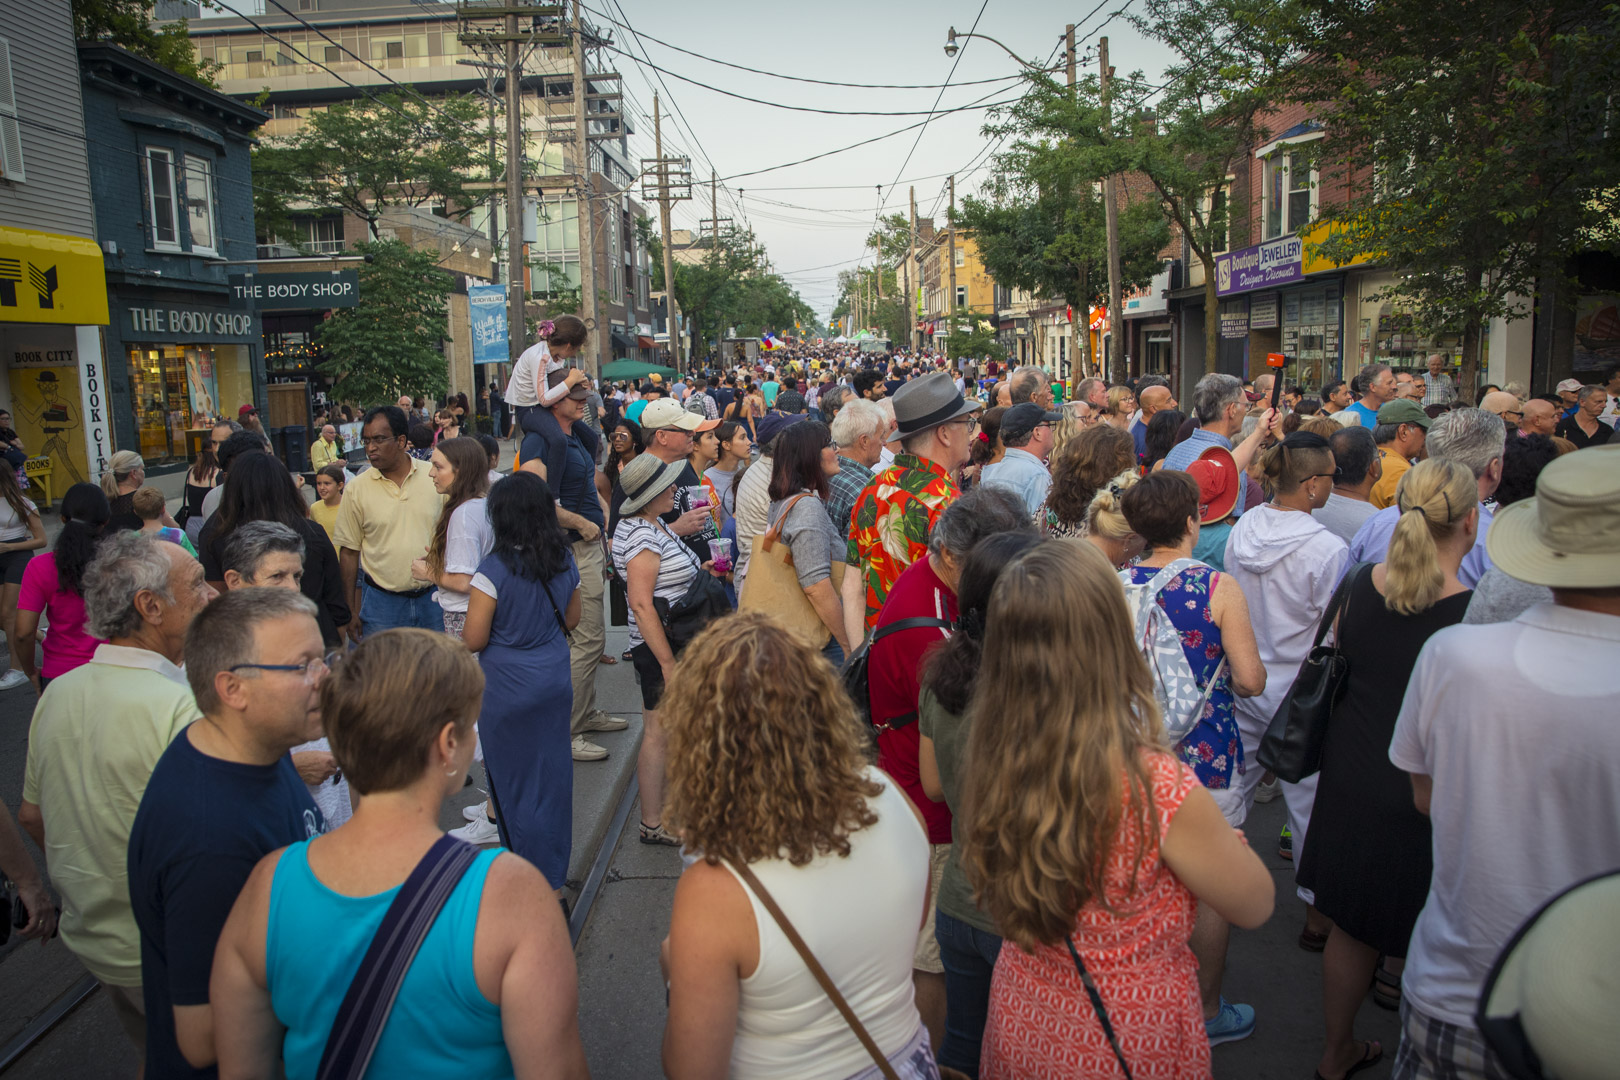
left=1518, top=398, right=1559, bottom=438
left=1132, top=384, right=1179, bottom=461
left=1480, top=390, right=1523, bottom=430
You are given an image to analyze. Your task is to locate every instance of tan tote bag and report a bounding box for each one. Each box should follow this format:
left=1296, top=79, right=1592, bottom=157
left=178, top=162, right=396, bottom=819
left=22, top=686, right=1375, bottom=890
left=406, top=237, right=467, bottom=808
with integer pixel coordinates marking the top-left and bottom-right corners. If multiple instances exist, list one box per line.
left=740, top=492, right=846, bottom=649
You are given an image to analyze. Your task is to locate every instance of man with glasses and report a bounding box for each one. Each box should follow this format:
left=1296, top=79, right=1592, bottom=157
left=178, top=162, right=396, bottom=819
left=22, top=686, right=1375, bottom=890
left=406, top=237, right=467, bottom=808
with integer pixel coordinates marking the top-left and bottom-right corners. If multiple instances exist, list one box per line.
left=981, top=401, right=1062, bottom=516
left=1479, top=389, right=1524, bottom=431
left=1163, top=373, right=1278, bottom=499
left=126, top=587, right=328, bottom=1079
left=843, top=370, right=983, bottom=636
left=334, top=405, right=444, bottom=639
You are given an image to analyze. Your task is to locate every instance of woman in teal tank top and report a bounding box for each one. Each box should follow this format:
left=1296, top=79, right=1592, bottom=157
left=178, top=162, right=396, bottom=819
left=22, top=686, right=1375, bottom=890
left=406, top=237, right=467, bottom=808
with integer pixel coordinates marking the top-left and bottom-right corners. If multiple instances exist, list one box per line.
left=210, top=629, right=589, bottom=1079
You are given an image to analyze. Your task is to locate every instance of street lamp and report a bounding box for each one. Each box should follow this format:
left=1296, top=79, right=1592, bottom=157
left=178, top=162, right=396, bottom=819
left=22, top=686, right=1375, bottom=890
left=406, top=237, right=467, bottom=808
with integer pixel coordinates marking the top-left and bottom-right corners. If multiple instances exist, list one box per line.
left=942, top=26, right=1044, bottom=72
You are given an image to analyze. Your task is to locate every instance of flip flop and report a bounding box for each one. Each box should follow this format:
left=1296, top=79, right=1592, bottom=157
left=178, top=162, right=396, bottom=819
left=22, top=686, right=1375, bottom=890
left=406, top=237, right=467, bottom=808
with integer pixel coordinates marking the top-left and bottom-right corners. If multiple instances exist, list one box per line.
left=1299, top=927, right=1330, bottom=952
left=1313, top=1040, right=1382, bottom=1080
left=1371, top=965, right=1402, bottom=1010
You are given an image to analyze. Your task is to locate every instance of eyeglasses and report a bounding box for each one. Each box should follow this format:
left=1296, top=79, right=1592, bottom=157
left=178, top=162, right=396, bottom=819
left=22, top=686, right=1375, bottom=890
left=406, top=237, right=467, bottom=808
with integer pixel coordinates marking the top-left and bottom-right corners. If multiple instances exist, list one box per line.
left=945, top=417, right=980, bottom=431
left=229, top=651, right=339, bottom=685
left=361, top=434, right=402, bottom=447
left=1502, top=411, right=1523, bottom=421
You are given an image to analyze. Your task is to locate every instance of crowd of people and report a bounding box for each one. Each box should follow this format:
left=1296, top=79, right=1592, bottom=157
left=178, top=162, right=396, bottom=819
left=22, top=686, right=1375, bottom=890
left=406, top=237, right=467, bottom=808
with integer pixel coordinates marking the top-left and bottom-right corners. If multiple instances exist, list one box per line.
left=2, top=326, right=1617, bottom=1080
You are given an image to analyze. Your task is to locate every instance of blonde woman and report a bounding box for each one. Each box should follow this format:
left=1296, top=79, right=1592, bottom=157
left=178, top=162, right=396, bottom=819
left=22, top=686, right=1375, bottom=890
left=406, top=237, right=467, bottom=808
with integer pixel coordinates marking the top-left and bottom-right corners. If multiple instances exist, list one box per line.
left=659, top=614, right=937, bottom=1080
left=1082, top=469, right=1146, bottom=568
left=102, top=449, right=176, bottom=532
left=961, top=541, right=1273, bottom=1079
left=1104, top=384, right=1136, bottom=432
left=1297, top=459, right=1477, bottom=1080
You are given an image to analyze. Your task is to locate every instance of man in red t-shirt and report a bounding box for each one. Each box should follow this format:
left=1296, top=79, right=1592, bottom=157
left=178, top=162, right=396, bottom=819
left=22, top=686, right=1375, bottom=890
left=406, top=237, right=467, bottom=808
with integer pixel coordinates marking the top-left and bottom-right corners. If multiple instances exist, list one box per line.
left=865, top=485, right=1035, bottom=1047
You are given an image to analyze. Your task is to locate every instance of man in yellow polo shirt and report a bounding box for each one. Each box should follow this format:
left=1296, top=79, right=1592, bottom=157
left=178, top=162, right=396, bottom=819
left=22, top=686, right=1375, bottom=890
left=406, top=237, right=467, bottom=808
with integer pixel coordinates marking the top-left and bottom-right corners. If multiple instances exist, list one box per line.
left=19, top=532, right=216, bottom=1060
left=309, top=423, right=344, bottom=471
left=335, top=405, right=445, bottom=638
left=1368, top=398, right=1431, bottom=509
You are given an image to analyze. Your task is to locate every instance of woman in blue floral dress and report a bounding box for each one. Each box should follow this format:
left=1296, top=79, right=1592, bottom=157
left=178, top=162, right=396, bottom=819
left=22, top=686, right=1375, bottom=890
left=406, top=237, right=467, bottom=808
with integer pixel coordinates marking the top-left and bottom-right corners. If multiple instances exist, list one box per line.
left=1119, top=470, right=1268, bottom=1039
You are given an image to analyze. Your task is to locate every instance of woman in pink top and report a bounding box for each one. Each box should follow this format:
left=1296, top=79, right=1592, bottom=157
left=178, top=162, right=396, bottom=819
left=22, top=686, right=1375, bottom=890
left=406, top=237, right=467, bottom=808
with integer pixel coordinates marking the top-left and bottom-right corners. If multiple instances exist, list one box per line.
left=16, top=484, right=109, bottom=694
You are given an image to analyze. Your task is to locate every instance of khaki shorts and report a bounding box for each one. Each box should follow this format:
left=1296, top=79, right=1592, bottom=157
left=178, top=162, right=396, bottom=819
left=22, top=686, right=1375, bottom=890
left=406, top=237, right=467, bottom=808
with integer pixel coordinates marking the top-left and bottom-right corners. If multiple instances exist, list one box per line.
left=912, top=843, right=951, bottom=974
left=102, top=982, right=146, bottom=1057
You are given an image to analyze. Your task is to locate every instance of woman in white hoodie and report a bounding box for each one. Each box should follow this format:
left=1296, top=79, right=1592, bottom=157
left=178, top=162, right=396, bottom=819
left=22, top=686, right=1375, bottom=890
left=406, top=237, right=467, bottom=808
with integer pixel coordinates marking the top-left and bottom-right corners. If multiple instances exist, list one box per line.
left=1223, top=430, right=1348, bottom=951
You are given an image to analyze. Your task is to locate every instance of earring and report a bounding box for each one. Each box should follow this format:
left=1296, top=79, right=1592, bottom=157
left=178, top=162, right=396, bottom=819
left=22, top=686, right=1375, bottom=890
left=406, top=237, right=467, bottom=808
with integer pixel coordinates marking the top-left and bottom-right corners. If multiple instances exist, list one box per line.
left=445, top=765, right=458, bottom=778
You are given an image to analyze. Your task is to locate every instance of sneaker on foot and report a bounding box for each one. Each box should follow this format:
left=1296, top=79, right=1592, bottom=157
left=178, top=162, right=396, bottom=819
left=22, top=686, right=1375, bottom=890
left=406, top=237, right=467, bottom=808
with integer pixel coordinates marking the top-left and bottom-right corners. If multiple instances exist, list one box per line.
left=462, top=801, right=496, bottom=824
left=571, top=735, right=608, bottom=761
left=1205, top=998, right=1256, bottom=1046
left=449, top=816, right=501, bottom=845
left=1254, top=778, right=1282, bottom=803
left=1278, top=824, right=1293, bottom=861
left=0, top=669, right=28, bottom=690
left=581, top=711, right=629, bottom=733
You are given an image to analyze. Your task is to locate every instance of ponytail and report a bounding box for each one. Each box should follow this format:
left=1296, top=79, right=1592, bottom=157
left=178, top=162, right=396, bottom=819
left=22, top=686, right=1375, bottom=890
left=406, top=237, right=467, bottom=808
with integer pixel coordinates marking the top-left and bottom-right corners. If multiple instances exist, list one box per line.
left=1384, top=459, right=1476, bottom=615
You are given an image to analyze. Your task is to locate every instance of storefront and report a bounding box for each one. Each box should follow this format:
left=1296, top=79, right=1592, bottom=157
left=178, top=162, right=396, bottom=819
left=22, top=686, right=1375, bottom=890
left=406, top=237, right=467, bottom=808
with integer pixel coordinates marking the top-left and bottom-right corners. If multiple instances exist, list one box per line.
left=0, top=226, right=113, bottom=498
left=106, top=290, right=259, bottom=464
left=1213, top=232, right=1348, bottom=391
left=1122, top=267, right=1175, bottom=381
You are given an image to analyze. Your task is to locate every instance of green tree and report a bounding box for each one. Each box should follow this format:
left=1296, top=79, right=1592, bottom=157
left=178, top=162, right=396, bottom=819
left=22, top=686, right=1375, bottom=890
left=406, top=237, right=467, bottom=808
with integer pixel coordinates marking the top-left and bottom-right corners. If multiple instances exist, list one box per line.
left=834, top=266, right=910, bottom=346
left=316, top=240, right=452, bottom=405
left=73, top=0, right=219, bottom=85
left=942, top=312, right=1007, bottom=366
left=253, top=92, right=487, bottom=241
left=1280, top=0, right=1620, bottom=392
left=668, top=226, right=814, bottom=358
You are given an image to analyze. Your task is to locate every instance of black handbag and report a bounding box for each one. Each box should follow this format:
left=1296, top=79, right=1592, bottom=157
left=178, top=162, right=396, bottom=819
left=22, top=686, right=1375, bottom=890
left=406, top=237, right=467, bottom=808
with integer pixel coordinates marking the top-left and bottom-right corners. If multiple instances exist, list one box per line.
left=1256, top=562, right=1370, bottom=783
left=650, top=523, right=731, bottom=652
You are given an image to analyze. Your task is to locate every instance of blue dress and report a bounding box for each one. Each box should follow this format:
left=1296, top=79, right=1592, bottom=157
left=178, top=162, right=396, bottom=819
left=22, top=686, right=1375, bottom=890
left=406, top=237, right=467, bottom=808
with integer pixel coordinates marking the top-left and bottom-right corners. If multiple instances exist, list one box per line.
left=474, top=551, right=580, bottom=888
left=1126, top=562, right=1243, bottom=789
left=267, top=842, right=511, bottom=1079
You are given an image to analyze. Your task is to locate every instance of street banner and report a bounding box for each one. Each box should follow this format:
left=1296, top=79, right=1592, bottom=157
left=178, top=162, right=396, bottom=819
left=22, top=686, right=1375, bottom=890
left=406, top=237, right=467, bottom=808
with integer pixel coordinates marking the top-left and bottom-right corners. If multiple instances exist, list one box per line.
left=468, top=284, right=508, bottom=364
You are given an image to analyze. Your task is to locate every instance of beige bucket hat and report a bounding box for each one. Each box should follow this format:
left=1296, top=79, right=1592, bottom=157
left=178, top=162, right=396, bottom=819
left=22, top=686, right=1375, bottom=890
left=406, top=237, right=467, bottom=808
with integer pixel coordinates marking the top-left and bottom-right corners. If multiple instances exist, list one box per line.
left=1486, top=445, right=1620, bottom=588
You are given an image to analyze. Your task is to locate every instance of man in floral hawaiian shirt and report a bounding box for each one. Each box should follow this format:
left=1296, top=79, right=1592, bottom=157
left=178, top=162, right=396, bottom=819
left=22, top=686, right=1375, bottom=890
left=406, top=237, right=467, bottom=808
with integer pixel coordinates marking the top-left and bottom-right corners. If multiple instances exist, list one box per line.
left=841, top=371, right=984, bottom=642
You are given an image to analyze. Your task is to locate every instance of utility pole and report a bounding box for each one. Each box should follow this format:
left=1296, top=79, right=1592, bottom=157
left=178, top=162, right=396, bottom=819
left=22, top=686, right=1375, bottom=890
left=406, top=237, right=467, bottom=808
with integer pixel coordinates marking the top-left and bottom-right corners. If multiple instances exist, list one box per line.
left=710, top=172, right=719, bottom=260
left=503, top=12, right=524, bottom=369
left=907, top=186, right=918, bottom=354
left=946, top=175, right=957, bottom=363
left=1099, top=35, right=1124, bottom=384
left=572, top=0, right=600, bottom=375
left=652, top=93, right=680, bottom=370
left=1066, top=22, right=1091, bottom=382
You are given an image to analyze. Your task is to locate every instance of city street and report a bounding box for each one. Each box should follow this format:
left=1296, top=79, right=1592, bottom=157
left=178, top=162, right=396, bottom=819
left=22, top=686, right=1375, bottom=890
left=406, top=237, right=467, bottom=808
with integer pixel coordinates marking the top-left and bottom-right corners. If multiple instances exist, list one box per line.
left=0, top=567, right=1398, bottom=1078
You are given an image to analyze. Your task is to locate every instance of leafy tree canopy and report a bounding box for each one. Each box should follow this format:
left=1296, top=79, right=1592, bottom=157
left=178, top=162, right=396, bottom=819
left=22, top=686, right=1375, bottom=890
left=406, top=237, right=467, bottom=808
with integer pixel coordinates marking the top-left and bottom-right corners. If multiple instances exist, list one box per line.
left=316, top=239, right=452, bottom=405
left=74, top=0, right=219, bottom=85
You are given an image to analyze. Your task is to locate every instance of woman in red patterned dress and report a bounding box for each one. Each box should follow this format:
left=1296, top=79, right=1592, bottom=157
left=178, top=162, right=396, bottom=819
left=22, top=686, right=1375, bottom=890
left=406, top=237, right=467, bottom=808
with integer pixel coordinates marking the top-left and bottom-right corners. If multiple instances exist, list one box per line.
left=959, top=541, right=1275, bottom=1079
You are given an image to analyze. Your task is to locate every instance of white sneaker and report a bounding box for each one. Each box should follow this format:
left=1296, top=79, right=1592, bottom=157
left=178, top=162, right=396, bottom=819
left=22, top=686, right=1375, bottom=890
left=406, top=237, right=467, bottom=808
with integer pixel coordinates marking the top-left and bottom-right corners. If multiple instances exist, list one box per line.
left=449, top=816, right=501, bottom=845
left=462, top=801, right=496, bottom=824
left=581, top=711, right=629, bottom=733
left=571, top=735, right=608, bottom=761
left=1254, top=778, right=1282, bottom=803
left=0, top=669, right=28, bottom=691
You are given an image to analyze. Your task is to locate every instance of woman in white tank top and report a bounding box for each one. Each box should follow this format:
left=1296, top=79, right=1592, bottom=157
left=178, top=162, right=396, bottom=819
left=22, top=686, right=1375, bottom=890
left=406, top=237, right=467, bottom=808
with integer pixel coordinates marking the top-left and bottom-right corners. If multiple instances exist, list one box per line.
left=658, top=613, right=938, bottom=1080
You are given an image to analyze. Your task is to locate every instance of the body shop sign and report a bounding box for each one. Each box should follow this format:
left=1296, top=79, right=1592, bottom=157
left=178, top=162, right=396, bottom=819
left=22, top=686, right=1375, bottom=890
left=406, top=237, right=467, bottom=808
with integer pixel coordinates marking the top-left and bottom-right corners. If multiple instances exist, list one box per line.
left=126, top=304, right=257, bottom=342
left=1216, top=236, right=1303, bottom=297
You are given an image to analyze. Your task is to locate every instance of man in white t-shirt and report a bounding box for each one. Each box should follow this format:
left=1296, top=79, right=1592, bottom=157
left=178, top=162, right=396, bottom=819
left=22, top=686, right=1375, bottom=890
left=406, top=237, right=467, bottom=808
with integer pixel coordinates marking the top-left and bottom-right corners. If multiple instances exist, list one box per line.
left=1388, top=446, right=1620, bottom=1080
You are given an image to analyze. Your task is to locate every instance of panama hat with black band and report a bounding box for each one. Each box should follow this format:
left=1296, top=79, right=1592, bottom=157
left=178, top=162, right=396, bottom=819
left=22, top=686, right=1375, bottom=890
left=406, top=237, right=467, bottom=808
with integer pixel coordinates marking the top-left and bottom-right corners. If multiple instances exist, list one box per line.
left=892, top=370, right=983, bottom=438
left=618, top=453, right=690, bottom=516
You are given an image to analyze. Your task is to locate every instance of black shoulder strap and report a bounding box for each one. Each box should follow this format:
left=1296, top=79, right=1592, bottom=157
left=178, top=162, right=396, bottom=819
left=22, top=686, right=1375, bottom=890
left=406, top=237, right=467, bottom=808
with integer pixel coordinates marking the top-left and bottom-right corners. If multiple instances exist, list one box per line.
left=870, top=615, right=953, bottom=644
left=1066, top=937, right=1134, bottom=1080
left=316, top=835, right=480, bottom=1080
left=1313, top=561, right=1372, bottom=650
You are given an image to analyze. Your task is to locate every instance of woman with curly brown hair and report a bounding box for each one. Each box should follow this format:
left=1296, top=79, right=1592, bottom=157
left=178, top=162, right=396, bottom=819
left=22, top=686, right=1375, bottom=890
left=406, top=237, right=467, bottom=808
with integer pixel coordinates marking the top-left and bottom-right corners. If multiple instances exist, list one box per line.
left=659, top=613, right=937, bottom=1080
left=961, top=540, right=1274, bottom=1080
left=1041, top=423, right=1137, bottom=537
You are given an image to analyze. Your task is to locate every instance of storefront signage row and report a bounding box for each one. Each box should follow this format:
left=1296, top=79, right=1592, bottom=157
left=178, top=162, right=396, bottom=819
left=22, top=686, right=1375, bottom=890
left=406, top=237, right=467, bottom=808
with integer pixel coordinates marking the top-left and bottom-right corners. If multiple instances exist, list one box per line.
left=1216, top=236, right=1303, bottom=297
left=227, top=270, right=359, bottom=310
left=1249, top=294, right=1280, bottom=330
left=126, top=305, right=258, bottom=341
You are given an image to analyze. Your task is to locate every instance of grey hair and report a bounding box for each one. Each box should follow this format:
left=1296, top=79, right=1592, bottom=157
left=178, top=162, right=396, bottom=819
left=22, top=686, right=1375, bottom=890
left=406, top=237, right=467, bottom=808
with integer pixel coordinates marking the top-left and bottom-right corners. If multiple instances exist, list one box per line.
left=184, top=587, right=319, bottom=716
left=926, top=486, right=1036, bottom=559
left=1240, top=414, right=1261, bottom=441
left=1372, top=422, right=1402, bottom=445
left=829, top=397, right=885, bottom=447
left=1193, top=373, right=1245, bottom=425
left=1426, top=408, right=1506, bottom=479
left=213, top=418, right=244, bottom=434
left=221, top=521, right=306, bottom=581
left=83, top=531, right=177, bottom=641
left=1009, top=366, right=1048, bottom=404
left=818, top=384, right=852, bottom=424
left=1578, top=384, right=1606, bottom=404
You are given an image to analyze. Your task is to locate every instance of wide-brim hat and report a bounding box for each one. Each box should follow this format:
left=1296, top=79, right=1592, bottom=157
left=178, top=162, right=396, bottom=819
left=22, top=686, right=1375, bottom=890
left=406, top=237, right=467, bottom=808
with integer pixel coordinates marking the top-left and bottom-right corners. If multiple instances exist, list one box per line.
left=1187, top=446, right=1241, bottom=524
left=1477, top=869, right=1620, bottom=1080
left=618, top=453, right=688, bottom=516
left=893, top=370, right=982, bottom=438
left=1487, top=445, right=1620, bottom=588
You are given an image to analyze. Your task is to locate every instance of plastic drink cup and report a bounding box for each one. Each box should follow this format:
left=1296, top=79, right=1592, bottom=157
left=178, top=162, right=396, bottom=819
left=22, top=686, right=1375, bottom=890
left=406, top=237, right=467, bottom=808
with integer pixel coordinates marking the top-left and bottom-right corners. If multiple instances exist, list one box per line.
left=686, top=484, right=710, bottom=511
left=708, top=538, right=733, bottom=572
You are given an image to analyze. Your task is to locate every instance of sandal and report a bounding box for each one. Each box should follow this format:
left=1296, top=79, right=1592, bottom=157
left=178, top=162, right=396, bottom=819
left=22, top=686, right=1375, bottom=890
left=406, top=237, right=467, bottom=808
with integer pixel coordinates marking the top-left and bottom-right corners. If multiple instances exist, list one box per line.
left=1371, top=965, right=1402, bottom=1010
left=639, top=821, right=680, bottom=847
left=1299, top=926, right=1330, bottom=952
left=621, top=649, right=633, bottom=662
left=1312, top=1039, right=1382, bottom=1080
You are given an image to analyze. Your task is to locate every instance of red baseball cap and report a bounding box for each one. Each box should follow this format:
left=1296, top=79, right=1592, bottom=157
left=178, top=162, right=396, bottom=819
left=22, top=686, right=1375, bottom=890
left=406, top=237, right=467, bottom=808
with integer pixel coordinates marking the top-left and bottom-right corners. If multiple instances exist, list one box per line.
left=1186, top=446, right=1241, bottom=524
left=238, top=404, right=256, bottom=416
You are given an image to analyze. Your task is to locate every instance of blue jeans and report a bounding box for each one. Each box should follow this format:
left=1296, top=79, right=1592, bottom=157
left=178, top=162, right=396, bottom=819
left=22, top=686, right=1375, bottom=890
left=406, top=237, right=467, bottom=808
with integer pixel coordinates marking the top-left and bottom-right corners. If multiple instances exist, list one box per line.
left=360, top=583, right=443, bottom=636
left=935, top=909, right=1003, bottom=1078
left=822, top=639, right=845, bottom=667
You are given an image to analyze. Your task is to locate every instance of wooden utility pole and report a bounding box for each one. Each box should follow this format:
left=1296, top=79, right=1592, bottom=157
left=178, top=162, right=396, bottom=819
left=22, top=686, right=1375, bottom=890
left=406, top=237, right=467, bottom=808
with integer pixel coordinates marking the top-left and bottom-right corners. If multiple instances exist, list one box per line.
left=946, top=175, right=957, bottom=362
left=1099, top=35, right=1124, bottom=384
left=571, top=0, right=600, bottom=375
left=907, top=186, right=918, bottom=354
left=653, top=93, right=680, bottom=369
left=503, top=12, right=525, bottom=369
left=710, top=171, right=719, bottom=259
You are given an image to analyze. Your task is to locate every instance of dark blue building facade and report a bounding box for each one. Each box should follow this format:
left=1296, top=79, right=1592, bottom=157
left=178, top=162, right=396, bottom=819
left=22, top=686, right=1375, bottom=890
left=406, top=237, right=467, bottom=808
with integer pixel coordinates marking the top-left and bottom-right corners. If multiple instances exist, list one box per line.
left=80, top=43, right=268, bottom=464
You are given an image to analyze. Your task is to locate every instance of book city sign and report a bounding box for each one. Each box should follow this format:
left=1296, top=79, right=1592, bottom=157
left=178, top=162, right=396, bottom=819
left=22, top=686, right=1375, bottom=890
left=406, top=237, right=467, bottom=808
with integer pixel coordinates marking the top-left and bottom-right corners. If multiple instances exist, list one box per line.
left=1215, top=236, right=1304, bottom=297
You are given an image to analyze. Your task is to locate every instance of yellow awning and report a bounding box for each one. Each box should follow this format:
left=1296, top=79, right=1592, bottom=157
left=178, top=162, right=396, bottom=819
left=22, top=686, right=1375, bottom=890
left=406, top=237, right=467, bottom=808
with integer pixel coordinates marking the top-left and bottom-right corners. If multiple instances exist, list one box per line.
left=1301, top=220, right=1378, bottom=276
left=0, top=226, right=108, bottom=326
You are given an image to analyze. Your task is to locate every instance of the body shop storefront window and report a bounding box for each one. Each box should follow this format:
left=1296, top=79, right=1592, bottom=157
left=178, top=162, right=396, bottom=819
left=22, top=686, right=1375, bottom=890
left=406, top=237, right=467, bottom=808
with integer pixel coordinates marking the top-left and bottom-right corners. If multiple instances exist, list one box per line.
left=115, top=297, right=258, bottom=464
